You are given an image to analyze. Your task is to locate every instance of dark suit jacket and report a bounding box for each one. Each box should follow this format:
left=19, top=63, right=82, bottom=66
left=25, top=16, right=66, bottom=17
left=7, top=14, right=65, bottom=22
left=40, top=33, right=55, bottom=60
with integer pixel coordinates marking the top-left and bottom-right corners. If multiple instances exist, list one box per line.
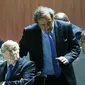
left=19, top=20, right=80, bottom=85
left=0, top=40, right=4, bottom=48
left=72, top=24, right=83, bottom=45
left=0, top=57, right=35, bottom=85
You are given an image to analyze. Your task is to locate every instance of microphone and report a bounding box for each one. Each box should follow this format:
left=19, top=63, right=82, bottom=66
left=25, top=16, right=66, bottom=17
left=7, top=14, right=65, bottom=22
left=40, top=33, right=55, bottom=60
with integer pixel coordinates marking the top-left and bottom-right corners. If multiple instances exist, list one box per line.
left=36, top=71, right=47, bottom=78
left=36, top=71, right=42, bottom=76
left=35, top=71, right=47, bottom=85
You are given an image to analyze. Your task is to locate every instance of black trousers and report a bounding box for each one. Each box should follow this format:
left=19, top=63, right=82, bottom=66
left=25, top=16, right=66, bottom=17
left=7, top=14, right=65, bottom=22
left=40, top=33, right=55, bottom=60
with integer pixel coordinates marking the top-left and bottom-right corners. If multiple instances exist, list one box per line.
left=35, top=72, right=69, bottom=85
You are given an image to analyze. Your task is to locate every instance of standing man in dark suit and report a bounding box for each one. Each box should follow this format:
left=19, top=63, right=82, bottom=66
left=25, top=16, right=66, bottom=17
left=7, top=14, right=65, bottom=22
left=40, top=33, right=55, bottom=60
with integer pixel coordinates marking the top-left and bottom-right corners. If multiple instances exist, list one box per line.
left=0, top=40, right=35, bottom=85
left=54, top=12, right=83, bottom=45
left=19, top=6, right=80, bottom=85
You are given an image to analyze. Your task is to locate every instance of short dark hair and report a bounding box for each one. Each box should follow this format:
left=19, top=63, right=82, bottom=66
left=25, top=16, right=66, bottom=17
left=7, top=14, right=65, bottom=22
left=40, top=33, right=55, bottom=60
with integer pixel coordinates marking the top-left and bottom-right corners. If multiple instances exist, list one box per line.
left=33, top=6, right=55, bottom=23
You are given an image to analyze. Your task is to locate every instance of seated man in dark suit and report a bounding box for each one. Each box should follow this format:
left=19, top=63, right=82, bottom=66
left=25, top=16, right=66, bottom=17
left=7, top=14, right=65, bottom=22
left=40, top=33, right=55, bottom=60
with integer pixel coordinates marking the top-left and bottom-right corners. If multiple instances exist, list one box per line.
left=54, top=12, right=83, bottom=45
left=0, top=40, right=35, bottom=85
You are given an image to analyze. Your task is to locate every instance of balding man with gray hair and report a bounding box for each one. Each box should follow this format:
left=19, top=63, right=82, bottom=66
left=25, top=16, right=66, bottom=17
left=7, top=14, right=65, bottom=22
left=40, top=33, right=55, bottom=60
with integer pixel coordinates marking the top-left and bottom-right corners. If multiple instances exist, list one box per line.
left=54, top=12, right=70, bottom=22
left=0, top=40, right=35, bottom=85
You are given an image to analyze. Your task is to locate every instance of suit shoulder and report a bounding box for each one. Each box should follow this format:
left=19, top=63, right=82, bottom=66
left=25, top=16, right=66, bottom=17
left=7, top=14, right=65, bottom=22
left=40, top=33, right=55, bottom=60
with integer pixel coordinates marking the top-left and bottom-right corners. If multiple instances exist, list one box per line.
left=20, top=57, right=35, bottom=66
left=24, top=23, right=38, bottom=31
left=0, top=61, right=7, bottom=68
left=55, top=20, right=72, bottom=31
left=72, top=24, right=83, bottom=32
left=56, top=20, right=71, bottom=26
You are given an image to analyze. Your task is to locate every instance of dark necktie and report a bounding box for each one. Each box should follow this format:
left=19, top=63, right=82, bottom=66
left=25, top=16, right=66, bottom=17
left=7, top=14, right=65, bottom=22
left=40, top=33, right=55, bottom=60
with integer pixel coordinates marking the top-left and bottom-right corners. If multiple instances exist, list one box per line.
left=47, top=34, right=61, bottom=77
left=5, top=64, right=14, bottom=81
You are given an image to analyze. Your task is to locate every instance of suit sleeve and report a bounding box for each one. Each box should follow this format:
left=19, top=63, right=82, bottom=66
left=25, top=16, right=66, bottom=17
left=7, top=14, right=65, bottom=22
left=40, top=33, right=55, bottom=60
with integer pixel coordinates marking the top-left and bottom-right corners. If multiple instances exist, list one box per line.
left=72, top=24, right=83, bottom=45
left=19, top=29, right=30, bottom=57
left=4, top=61, right=35, bottom=85
left=64, top=24, right=81, bottom=63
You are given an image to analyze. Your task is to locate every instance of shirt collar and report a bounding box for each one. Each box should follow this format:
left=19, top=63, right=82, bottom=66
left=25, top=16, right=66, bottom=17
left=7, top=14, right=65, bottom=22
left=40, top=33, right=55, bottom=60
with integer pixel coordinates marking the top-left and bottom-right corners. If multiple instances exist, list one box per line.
left=7, top=63, right=15, bottom=67
left=42, top=27, right=54, bottom=36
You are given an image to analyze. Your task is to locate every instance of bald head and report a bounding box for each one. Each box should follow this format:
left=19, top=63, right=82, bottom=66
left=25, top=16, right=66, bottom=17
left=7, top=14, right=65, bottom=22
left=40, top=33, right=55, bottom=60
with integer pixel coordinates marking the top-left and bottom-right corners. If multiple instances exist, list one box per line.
left=54, top=12, right=70, bottom=23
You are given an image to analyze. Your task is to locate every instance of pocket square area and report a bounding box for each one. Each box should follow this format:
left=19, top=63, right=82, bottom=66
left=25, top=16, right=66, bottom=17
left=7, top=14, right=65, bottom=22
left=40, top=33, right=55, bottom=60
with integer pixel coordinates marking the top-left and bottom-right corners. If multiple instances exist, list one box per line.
left=64, top=39, right=67, bottom=42
left=16, top=73, right=20, bottom=75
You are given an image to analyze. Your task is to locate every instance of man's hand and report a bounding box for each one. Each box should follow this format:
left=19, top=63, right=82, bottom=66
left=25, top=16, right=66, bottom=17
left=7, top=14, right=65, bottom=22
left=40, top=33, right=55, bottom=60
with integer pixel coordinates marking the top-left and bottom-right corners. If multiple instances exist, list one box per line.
left=56, top=56, right=69, bottom=64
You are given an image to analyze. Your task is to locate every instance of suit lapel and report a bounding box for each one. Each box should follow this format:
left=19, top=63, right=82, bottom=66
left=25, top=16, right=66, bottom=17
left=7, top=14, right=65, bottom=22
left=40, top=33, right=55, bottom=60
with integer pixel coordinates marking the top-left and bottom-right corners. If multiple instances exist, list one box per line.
left=12, top=58, right=22, bottom=71
left=3, top=62, right=7, bottom=80
left=54, top=21, right=61, bottom=42
left=54, top=20, right=64, bottom=56
left=54, top=20, right=64, bottom=43
left=10, top=58, right=22, bottom=79
left=54, top=21, right=60, bottom=46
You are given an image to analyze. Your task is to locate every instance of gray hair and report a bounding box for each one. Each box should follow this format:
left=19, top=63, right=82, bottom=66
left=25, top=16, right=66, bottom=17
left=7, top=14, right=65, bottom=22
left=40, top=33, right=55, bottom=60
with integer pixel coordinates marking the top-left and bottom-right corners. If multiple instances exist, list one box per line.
left=1, top=40, right=19, bottom=53
left=33, top=6, right=55, bottom=23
